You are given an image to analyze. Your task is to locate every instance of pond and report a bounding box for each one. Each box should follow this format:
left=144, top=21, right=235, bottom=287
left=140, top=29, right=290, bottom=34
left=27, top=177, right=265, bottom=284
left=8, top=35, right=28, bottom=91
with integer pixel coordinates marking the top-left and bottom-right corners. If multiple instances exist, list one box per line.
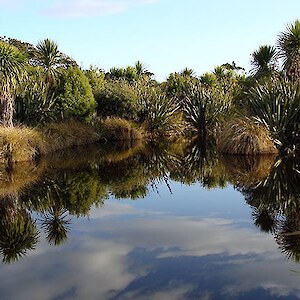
left=0, top=140, right=299, bottom=300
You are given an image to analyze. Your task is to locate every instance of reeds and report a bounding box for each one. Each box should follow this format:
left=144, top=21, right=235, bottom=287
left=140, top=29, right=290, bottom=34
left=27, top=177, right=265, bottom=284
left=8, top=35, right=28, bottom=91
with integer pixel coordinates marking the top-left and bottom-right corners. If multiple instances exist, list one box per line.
left=217, top=118, right=277, bottom=155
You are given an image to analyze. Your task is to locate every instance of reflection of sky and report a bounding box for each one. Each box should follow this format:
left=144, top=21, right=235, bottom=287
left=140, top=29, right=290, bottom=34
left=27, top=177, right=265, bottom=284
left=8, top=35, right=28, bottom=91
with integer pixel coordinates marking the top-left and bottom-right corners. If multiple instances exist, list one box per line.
left=1, top=181, right=300, bottom=300
left=123, top=181, right=251, bottom=220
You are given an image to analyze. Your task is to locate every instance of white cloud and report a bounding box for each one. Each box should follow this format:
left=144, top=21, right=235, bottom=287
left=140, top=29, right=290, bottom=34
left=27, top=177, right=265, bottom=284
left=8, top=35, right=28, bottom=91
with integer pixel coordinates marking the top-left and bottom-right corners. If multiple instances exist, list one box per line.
left=43, top=0, right=158, bottom=17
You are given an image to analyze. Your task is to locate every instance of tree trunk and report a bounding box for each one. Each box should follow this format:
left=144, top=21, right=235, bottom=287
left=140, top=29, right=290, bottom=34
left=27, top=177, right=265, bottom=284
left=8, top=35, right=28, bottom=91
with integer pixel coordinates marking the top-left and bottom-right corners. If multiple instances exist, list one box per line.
left=0, top=90, right=14, bottom=127
left=197, top=106, right=206, bottom=141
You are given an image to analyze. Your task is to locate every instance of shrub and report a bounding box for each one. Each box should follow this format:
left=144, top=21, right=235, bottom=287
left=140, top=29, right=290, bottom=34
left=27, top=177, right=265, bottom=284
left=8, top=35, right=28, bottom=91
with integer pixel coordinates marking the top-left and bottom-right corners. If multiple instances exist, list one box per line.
left=84, top=66, right=105, bottom=95
left=137, top=87, right=183, bottom=138
left=15, top=80, right=57, bottom=125
left=56, top=67, right=96, bottom=121
left=95, top=79, right=139, bottom=120
left=247, top=77, right=300, bottom=154
left=217, top=117, right=277, bottom=155
left=182, top=82, right=231, bottom=138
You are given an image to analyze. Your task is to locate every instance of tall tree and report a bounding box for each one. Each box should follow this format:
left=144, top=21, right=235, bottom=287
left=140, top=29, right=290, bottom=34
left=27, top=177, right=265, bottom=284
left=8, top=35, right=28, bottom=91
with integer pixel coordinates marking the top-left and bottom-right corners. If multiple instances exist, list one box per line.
left=134, top=60, right=153, bottom=78
left=0, top=42, right=26, bottom=127
left=277, top=20, right=300, bottom=78
left=35, top=38, right=61, bottom=85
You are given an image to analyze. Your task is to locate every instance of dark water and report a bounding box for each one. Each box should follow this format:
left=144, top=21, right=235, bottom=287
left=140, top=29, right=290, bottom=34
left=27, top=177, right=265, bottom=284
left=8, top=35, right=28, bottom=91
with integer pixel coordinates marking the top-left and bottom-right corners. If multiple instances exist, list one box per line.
left=0, top=141, right=300, bottom=300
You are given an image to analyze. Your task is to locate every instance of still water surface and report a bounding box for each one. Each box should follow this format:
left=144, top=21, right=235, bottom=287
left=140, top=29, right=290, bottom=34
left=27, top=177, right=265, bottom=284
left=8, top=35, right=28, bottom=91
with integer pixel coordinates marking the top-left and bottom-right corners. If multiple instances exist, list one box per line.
left=0, top=141, right=299, bottom=300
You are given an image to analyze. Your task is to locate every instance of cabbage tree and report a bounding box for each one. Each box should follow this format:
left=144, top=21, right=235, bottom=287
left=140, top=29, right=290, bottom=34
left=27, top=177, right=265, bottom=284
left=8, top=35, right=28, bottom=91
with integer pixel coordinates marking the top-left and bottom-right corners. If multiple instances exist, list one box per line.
left=0, top=42, right=26, bottom=127
left=277, top=20, right=300, bottom=79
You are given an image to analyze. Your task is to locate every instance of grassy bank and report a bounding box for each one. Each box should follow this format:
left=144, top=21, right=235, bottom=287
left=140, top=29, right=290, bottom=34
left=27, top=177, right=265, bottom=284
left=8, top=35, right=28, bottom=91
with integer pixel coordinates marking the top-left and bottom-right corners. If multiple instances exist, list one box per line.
left=0, top=118, right=144, bottom=166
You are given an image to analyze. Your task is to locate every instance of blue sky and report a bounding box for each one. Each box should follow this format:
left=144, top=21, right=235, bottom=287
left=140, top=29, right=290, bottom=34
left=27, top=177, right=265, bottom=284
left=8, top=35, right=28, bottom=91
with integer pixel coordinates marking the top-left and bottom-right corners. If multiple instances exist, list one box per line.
left=1, top=0, right=300, bottom=81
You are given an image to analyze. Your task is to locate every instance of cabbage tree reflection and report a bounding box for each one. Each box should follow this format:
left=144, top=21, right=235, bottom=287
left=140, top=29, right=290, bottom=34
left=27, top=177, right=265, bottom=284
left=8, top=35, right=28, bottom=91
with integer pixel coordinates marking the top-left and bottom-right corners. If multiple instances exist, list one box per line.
left=0, top=194, right=39, bottom=263
left=239, top=157, right=300, bottom=262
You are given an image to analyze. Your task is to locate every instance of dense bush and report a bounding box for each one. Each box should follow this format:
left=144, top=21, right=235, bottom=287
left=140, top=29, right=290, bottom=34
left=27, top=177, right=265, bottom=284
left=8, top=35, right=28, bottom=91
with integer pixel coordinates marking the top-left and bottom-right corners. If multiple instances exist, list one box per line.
left=56, top=67, right=96, bottom=121
left=248, top=77, right=300, bottom=153
left=95, top=79, right=139, bottom=120
left=84, top=66, right=105, bottom=95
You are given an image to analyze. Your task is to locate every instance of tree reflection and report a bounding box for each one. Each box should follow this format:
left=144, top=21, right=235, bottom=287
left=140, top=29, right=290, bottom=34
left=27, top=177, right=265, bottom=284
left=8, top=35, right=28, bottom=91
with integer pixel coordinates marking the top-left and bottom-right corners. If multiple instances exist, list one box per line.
left=41, top=208, right=70, bottom=246
left=0, top=195, right=39, bottom=263
left=0, top=139, right=299, bottom=264
left=239, top=157, right=300, bottom=262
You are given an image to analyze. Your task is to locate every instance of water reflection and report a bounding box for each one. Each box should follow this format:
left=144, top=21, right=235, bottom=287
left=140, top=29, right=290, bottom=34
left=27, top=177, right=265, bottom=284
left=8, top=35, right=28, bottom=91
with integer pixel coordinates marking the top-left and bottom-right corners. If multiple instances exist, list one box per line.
left=0, top=141, right=300, bottom=298
left=239, top=157, right=300, bottom=262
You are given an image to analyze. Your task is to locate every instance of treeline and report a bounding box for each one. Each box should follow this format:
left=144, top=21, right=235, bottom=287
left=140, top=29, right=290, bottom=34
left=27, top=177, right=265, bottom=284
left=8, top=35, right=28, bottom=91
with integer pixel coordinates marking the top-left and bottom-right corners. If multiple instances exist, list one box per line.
left=0, top=19, right=300, bottom=156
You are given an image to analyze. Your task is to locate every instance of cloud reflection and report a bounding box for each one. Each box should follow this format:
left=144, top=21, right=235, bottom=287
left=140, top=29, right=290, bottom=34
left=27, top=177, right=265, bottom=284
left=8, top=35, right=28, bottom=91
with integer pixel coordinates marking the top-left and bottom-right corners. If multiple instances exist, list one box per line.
left=0, top=202, right=299, bottom=299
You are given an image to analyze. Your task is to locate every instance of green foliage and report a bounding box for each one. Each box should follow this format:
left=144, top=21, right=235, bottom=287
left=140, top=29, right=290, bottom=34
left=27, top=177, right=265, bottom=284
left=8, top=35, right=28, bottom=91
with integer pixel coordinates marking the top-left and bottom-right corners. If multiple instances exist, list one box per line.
left=107, top=66, right=138, bottom=81
left=107, top=62, right=153, bottom=82
left=200, top=72, right=217, bottom=87
left=138, top=87, right=182, bottom=138
left=33, top=39, right=61, bottom=85
left=32, top=38, right=77, bottom=85
left=0, top=41, right=27, bottom=126
left=182, top=82, right=231, bottom=137
left=95, top=79, right=139, bottom=119
left=277, top=19, right=300, bottom=78
left=15, top=79, right=57, bottom=124
left=0, top=210, right=39, bottom=263
left=0, top=42, right=26, bottom=87
left=0, top=37, right=35, bottom=60
left=163, top=72, right=196, bottom=99
left=247, top=77, right=300, bottom=153
left=201, top=64, right=245, bottom=110
left=41, top=209, right=70, bottom=246
left=84, top=66, right=105, bottom=94
left=250, top=45, right=278, bottom=78
left=56, top=67, right=96, bottom=121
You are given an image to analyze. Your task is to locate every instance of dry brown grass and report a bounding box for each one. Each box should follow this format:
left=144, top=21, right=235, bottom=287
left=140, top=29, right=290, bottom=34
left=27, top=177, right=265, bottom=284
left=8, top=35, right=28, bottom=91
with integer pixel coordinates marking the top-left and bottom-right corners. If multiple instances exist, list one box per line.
left=221, top=154, right=276, bottom=186
left=0, top=161, right=46, bottom=197
left=0, top=120, right=100, bottom=165
left=0, top=126, right=43, bottom=163
left=41, top=120, right=100, bottom=154
left=217, top=118, right=277, bottom=155
left=98, top=117, right=143, bottom=141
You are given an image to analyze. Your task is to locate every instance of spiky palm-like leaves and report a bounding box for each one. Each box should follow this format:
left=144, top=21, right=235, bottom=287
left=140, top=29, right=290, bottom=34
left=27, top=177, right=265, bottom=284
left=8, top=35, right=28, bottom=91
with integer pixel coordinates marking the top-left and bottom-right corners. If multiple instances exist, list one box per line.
left=35, top=39, right=61, bottom=85
left=250, top=45, right=278, bottom=77
left=182, top=82, right=230, bottom=138
left=276, top=213, right=300, bottom=262
left=134, top=60, right=154, bottom=77
left=138, top=88, right=182, bottom=138
left=180, top=68, right=195, bottom=77
left=15, top=81, right=57, bottom=124
left=0, top=212, right=39, bottom=263
left=0, top=42, right=26, bottom=127
left=41, top=208, right=70, bottom=246
left=277, top=20, right=300, bottom=79
left=240, top=156, right=300, bottom=262
left=248, top=78, right=300, bottom=153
